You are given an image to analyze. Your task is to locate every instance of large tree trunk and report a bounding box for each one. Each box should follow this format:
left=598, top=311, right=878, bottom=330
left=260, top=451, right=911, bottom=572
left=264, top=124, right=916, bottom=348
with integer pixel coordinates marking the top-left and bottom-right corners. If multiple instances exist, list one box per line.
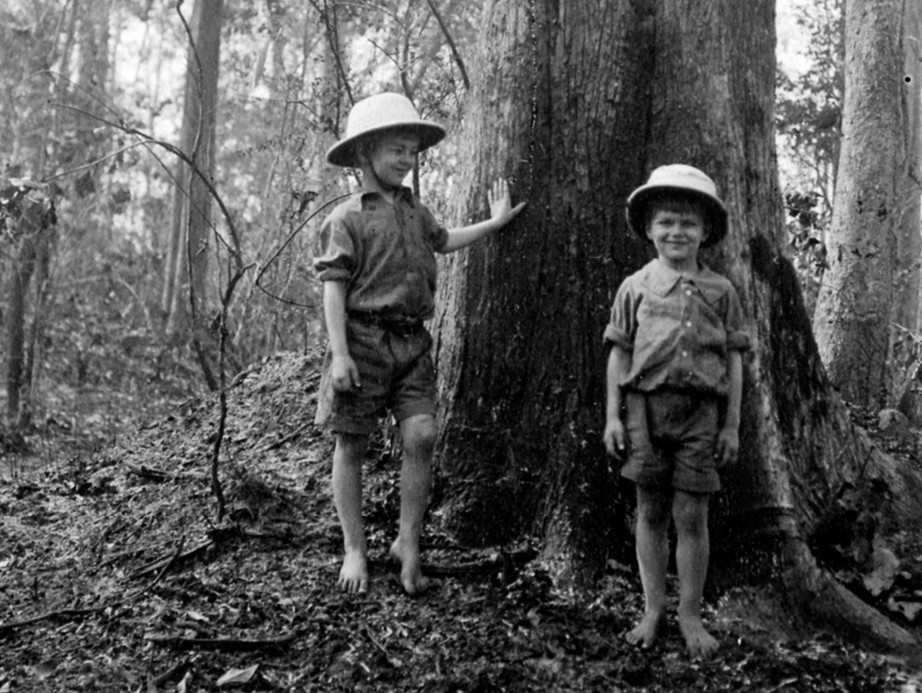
left=434, top=0, right=919, bottom=652
left=813, top=0, right=910, bottom=408
left=433, top=0, right=651, bottom=571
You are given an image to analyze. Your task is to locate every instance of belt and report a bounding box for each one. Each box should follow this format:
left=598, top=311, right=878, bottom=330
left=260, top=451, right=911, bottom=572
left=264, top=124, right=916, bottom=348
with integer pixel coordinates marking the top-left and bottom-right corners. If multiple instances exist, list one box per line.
left=347, top=310, right=424, bottom=336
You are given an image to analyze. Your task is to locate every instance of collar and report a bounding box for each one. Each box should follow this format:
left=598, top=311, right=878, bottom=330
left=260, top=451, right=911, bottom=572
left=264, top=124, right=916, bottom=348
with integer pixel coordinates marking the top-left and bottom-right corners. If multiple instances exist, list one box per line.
left=358, top=185, right=416, bottom=208
left=640, top=259, right=726, bottom=304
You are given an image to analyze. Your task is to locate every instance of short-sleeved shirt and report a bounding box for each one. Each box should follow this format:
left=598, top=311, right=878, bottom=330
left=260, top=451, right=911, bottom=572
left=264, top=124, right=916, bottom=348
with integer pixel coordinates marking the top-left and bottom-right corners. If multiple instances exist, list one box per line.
left=603, top=259, right=750, bottom=397
left=313, top=186, right=448, bottom=319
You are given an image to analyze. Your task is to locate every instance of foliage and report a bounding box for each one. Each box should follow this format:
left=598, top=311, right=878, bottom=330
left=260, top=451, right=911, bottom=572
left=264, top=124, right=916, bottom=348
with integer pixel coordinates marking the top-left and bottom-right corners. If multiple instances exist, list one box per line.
left=0, top=0, right=481, bottom=428
left=776, top=0, right=844, bottom=315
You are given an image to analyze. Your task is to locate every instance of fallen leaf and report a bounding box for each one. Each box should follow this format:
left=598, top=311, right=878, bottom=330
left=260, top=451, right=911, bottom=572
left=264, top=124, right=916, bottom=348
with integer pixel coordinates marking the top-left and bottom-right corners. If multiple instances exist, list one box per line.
left=217, top=664, right=259, bottom=687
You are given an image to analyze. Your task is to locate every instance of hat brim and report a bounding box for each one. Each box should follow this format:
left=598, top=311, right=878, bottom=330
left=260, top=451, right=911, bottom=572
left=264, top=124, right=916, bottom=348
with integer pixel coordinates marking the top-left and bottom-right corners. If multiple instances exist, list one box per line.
left=626, top=186, right=728, bottom=248
left=326, top=122, right=446, bottom=168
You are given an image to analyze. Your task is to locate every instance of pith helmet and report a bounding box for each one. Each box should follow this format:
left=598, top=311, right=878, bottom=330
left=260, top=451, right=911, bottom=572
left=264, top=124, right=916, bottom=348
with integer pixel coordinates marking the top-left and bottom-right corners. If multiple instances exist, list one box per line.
left=326, top=93, right=446, bottom=168
left=626, top=164, right=729, bottom=247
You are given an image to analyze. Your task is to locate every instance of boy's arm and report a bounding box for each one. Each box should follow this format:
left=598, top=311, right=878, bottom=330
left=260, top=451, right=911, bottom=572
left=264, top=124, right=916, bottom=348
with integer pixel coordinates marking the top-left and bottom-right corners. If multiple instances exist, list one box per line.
left=603, top=344, right=631, bottom=457
left=441, top=178, right=525, bottom=253
left=716, top=349, right=743, bottom=467
left=322, top=280, right=361, bottom=392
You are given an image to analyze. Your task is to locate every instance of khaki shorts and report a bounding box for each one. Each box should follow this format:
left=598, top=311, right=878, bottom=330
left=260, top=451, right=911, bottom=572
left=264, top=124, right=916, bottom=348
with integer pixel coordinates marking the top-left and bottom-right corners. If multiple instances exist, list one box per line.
left=314, top=320, right=437, bottom=435
left=621, top=390, right=721, bottom=493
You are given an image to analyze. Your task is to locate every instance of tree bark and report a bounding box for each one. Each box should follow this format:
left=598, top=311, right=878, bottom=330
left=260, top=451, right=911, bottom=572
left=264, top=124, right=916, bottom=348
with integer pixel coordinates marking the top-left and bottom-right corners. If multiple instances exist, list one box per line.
left=434, top=0, right=919, bottom=651
left=164, top=0, right=224, bottom=342
left=813, top=0, right=908, bottom=408
left=894, top=0, right=922, bottom=333
left=891, top=0, right=922, bottom=407
left=433, top=0, right=651, bottom=573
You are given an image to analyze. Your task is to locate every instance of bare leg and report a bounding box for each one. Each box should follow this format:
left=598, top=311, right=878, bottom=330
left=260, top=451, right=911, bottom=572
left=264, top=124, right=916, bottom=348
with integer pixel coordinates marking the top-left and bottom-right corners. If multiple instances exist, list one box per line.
left=673, top=490, right=718, bottom=658
left=626, top=485, right=671, bottom=648
left=332, top=432, right=370, bottom=593
left=389, top=414, right=436, bottom=595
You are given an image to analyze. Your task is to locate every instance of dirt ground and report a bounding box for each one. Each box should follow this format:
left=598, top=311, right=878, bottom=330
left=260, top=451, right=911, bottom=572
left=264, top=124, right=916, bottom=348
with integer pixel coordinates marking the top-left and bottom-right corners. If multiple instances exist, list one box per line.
left=2, top=352, right=922, bottom=692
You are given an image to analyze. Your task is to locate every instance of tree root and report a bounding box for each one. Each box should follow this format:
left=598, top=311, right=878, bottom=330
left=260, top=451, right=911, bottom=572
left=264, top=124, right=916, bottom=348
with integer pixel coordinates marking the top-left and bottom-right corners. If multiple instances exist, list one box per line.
left=727, top=533, right=919, bottom=655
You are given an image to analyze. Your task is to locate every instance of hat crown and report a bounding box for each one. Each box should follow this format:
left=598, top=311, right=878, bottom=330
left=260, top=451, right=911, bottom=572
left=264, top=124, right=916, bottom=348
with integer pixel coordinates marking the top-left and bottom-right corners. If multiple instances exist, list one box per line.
left=344, top=93, right=427, bottom=139
left=644, top=164, right=719, bottom=199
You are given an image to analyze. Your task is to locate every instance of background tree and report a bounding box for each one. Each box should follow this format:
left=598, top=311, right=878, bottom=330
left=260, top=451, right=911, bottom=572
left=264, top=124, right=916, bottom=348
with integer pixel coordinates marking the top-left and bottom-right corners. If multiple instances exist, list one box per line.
left=162, top=0, right=224, bottom=387
left=775, top=0, right=844, bottom=314
left=0, top=1, right=105, bottom=432
left=435, top=0, right=919, bottom=650
left=812, top=0, right=920, bottom=408
left=891, top=0, right=922, bottom=411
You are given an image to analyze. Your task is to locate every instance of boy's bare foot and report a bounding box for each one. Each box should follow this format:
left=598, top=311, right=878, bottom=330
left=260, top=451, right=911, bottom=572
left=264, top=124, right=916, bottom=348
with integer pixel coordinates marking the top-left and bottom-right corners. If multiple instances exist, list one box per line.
left=678, top=614, right=719, bottom=658
left=389, top=539, right=430, bottom=596
left=625, top=611, right=666, bottom=649
left=338, top=549, right=369, bottom=594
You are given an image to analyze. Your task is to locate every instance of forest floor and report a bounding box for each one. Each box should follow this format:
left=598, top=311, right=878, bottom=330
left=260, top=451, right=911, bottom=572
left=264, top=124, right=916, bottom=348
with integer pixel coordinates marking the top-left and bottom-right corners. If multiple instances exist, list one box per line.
left=2, top=351, right=922, bottom=692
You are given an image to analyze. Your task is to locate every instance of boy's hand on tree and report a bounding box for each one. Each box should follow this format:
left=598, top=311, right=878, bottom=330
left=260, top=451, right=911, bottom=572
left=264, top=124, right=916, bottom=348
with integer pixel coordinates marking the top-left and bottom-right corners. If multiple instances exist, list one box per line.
left=715, top=426, right=739, bottom=468
left=603, top=418, right=626, bottom=459
left=331, top=354, right=361, bottom=392
left=488, top=178, right=526, bottom=226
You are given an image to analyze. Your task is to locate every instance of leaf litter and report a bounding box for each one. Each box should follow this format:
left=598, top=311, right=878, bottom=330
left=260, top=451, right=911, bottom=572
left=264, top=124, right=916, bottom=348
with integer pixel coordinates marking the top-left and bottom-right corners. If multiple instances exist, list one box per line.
left=1, top=352, right=921, bottom=691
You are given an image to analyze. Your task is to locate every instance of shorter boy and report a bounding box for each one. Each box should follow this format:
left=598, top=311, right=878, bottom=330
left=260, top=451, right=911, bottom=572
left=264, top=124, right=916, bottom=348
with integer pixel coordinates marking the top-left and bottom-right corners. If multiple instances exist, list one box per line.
left=314, top=93, right=524, bottom=596
left=602, top=164, right=749, bottom=658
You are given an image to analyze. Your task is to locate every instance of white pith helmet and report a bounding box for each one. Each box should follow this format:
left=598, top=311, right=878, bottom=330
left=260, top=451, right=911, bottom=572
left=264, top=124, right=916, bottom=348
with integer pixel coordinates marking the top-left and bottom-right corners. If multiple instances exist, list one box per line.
left=325, top=93, right=446, bottom=168
left=626, top=164, right=729, bottom=247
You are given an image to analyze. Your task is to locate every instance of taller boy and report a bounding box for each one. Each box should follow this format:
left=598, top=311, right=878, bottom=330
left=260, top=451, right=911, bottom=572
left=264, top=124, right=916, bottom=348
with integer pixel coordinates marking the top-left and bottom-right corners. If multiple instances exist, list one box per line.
left=314, top=93, right=525, bottom=595
left=603, top=164, right=749, bottom=657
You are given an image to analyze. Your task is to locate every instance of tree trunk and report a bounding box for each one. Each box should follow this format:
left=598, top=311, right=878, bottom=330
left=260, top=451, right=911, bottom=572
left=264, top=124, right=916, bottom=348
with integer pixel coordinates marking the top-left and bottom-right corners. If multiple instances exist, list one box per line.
left=894, top=0, right=922, bottom=332
left=4, top=194, right=55, bottom=430
left=164, top=0, right=224, bottom=344
left=433, top=0, right=651, bottom=571
left=813, top=0, right=908, bottom=408
left=892, top=0, right=922, bottom=408
left=435, top=0, right=919, bottom=652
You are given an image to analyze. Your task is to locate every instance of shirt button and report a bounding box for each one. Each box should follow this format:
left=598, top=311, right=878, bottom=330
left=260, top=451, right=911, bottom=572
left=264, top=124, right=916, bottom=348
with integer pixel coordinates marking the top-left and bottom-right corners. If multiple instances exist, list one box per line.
left=685, top=321, right=692, bottom=328
left=682, top=350, right=689, bottom=357
left=685, top=289, right=693, bottom=296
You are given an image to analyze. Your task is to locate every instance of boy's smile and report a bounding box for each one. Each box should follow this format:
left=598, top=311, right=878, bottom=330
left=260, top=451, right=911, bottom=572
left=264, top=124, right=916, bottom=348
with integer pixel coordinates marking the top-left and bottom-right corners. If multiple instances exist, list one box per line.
left=368, top=132, right=420, bottom=191
left=646, top=208, right=707, bottom=272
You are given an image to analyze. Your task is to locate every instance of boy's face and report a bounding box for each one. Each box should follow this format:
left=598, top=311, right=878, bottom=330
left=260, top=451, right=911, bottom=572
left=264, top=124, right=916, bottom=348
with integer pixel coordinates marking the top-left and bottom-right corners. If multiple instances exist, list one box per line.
left=366, top=131, right=420, bottom=189
left=645, top=205, right=707, bottom=270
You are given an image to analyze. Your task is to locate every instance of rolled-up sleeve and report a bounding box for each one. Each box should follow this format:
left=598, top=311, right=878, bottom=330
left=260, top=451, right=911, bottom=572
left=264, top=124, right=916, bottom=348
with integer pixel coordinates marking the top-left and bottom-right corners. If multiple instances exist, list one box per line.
left=724, top=288, right=751, bottom=352
left=603, top=280, right=639, bottom=351
left=314, top=215, right=354, bottom=282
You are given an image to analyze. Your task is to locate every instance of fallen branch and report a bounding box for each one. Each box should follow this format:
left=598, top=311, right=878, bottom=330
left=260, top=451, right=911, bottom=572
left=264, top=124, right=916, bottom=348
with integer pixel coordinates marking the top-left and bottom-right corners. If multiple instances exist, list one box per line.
left=150, top=659, right=191, bottom=688
left=129, top=538, right=186, bottom=599
left=373, top=548, right=539, bottom=578
left=262, top=421, right=314, bottom=451
left=145, top=629, right=300, bottom=652
left=362, top=625, right=402, bottom=668
left=125, top=464, right=206, bottom=483
left=0, top=606, right=105, bottom=635
left=128, top=538, right=213, bottom=580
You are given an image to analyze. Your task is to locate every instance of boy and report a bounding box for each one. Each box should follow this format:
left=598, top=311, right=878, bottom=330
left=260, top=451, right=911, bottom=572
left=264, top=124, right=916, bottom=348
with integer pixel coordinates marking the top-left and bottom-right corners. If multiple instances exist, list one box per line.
left=314, top=92, right=525, bottom=596
left=602, top=164, right=749, bottom=658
